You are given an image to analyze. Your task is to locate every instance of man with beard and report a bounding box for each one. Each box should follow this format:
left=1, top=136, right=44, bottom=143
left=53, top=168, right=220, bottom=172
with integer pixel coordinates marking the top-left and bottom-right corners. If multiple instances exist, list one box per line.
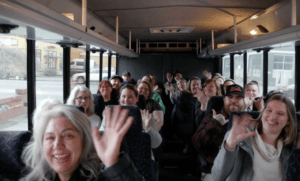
left=192, top=84, right=245, bottom=179
left=110, top=75, right=123, bottom=100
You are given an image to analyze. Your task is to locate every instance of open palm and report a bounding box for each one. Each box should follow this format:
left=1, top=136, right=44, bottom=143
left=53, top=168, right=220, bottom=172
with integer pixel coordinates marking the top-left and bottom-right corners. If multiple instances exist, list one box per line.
left=226, top=114, right=257, bottom=150
left=92, top=106, right=134, bottom=167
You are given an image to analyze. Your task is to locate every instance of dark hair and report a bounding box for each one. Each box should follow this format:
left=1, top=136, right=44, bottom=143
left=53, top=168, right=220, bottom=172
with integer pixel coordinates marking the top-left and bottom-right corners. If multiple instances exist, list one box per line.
left=203, top=79, right=222, bottom=96
left=245, top=80, right=260, bottom=93
left=138, top=81, right=153, bottom=99
left=120, top=84, right=139, bottom=97
left=256, top=94, right=297, bottom=147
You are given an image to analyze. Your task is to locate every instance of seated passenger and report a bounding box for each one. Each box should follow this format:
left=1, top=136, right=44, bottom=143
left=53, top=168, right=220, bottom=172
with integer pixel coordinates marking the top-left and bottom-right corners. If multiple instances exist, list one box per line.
left=192, top=84, right=245, bottom=177
left=201, top=70, right=212, bottom=85
left=150, top=74, right=162, bottom=96
left=212, top=94, right=297, bottom=181
left=223, top=79, right=235, bottom=94
left=121, top=71, right=136, bottom=86
left=199, top=79, right=222, bottom=113
left=66, top=85, right=101, bottom=128
left=118, top=84, right=162, bottom=149
left=141, top=75, right=165, bottom=114
left=165, top=77, right=187, bottom=105
left=244, top=80, right=264, bottom=111
left=214, top=75, right=224, bottom=86
left=138, top=81, right=164, bottom=131
left=21, top=105, right=145, bottom=181
left=94, top=81, right=119, bottom=119
left=109, top=75, right=123, bottom=99
left=164, top=71, right=183, bottom=96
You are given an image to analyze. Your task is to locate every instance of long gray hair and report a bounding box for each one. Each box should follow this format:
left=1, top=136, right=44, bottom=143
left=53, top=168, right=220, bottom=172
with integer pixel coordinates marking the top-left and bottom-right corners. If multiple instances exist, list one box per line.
left=21, top=105, right=101, bottom=181
left=66, top=85, right=95, bottom=115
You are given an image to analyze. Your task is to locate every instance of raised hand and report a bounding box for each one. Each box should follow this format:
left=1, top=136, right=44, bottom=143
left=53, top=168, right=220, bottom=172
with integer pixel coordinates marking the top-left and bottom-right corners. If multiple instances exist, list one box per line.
left=253, top=96, right=264, bottom=111
left=212, top=109, right=228, bottom=125
left=137, top=79, right=142, bottom=84
left=92, top=105, right=134, bottom=168
left=153, top=85, right=159, bottom=91
left=244, top=92, right=254, bottom=108
left=166, top=73, right=173, bottom=82
left=225, top=114, right=257, bottom=151
left=164, top=83, right=174, bottom=92
left=141, top=109, right=152, bottom=131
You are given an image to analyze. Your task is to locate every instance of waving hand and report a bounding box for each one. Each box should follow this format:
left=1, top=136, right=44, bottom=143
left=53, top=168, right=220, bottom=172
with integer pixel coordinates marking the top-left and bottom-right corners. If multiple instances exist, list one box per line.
left=92, top=106, right=134, bottom=167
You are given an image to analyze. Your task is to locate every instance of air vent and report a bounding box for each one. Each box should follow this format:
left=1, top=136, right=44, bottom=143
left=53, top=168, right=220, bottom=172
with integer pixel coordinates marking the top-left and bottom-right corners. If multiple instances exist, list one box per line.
left=150, top=26, right=194, bottom=34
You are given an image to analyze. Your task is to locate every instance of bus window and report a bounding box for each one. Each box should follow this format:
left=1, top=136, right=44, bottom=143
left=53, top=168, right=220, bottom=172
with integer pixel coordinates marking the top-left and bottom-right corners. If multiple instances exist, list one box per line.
left=70, top=47, right=86, bottom=91
left=222, top=57, right=230, bottom=79
left=247, top=52, right=263, bottom=97
left=0, top=36, right=27, bottom=131
left=111, top=55, right=116, bottom=77
left=36, top=41, right=63, bottom=107
left=268, top=43, right=295, bottom=103
left=234, top=54, right=244, bottom=86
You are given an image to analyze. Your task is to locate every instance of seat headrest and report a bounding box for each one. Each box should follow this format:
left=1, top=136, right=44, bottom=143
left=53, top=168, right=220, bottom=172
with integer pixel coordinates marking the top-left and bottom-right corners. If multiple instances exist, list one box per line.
left=0, top=131, right=32, bottom=175
left=105, top=105, right=142, bottom=133
left=205, top=96, right=224, bottom=116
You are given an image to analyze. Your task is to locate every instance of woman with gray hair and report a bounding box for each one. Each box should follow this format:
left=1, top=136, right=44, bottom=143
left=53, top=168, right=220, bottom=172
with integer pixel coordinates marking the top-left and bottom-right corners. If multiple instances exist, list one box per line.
left=21, top=105, right=145, bottom=181
left=66, top=85, right=101, bottom=128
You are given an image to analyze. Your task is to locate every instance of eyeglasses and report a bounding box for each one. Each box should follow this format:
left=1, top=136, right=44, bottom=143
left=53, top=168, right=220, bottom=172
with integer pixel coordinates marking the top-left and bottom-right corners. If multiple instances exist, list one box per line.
left=75, top=97, right=89, bottom=102
left=100, top=86, right=111, bottom=89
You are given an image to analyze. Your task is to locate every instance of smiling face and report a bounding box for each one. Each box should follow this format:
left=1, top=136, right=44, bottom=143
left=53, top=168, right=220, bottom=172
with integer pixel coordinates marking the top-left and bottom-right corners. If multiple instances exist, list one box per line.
left=261, top=100, right=289, bottom=137
left=245, top=84, right=259, bottom=98
left=74, top=91, right=90, bottom=113
left=204, top=82, right=217, bottom=98
left=120, top=88, right=139, bottom=106
left=190, top=79, right=201, bottom=95
left=137, top=83, right=150, bottom=100
left=110, top=78, right=121, bottom=90
left=99, top=83, right=112, bottom=97
left=177, top=80, right=186, bottom=91
left=223, top=81, right=234, bottom=93
left=215, top=77, right=224, bottom=85
left=223, top=93, right=245, bottom=114
left=43, top=116, right=82, bottom=180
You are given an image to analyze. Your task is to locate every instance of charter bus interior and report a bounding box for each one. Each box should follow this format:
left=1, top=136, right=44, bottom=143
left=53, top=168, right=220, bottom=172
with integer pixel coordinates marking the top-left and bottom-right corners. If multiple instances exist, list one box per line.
left=1, top=0, right=300, bottom=180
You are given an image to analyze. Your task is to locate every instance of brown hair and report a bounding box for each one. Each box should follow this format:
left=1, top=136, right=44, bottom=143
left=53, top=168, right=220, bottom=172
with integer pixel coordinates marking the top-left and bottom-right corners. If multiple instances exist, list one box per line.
left=176, top=78, right=187, bottom=94
left=203, top=79, right=222, bottom=96
left=138, top=81, right=153, bottom=99
left=186, top=76, right=201, bottom=93
left=256, top=94, right=297, bottom=147
left=120, top=84, right=139, bottom=97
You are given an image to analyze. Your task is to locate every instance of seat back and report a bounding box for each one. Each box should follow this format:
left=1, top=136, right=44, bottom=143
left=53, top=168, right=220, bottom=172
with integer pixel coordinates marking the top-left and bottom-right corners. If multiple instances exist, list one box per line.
left=227, top=111, right=261, bottom=131
left=0, top=131, right=32, bottom=181
left=205, top=96, right=224, bottom=116
left=105, top=105, right=153, bottom=181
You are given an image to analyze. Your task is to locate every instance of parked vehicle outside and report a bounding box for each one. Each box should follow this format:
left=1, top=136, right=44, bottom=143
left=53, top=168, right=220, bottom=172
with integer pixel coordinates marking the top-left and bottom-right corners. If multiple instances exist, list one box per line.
left=71, top=67, right=115, bottom=83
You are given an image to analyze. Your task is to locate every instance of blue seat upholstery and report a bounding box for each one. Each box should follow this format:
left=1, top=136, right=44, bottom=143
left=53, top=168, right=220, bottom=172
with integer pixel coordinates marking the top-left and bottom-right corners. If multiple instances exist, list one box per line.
left=0, top=131, right=32, bottom=181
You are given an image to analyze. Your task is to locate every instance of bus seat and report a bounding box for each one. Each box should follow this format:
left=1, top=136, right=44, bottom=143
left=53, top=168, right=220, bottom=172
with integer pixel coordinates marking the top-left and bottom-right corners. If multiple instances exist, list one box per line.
left=205, top=96, right=224, bottom=116
left=0, top=131, right=32, bottom=181
left=227, top=111, right=260, bottom=131
left=137, top=94, right=146, bottom=110
left=105, top=105, right=153, bottom=181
